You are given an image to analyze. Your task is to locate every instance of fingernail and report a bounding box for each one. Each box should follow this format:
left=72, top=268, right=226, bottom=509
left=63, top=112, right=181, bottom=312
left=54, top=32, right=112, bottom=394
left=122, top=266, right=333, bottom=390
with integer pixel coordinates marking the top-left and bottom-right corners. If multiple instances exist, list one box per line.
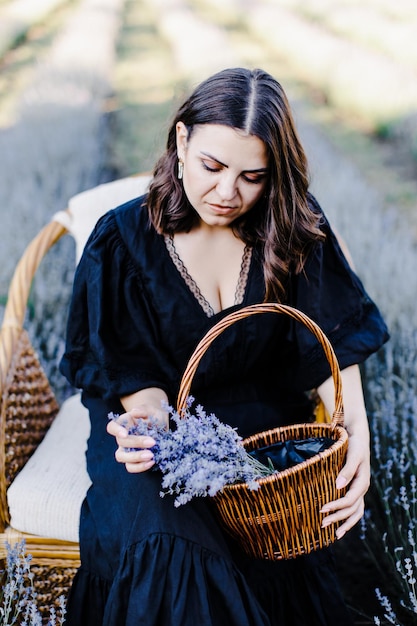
left=141, top=451, right=154, bottom=461
left=142, top=437, right=156, bottom=447
left=336, top=529, right=346, bottom=540
left=336, top=476, right=347, bottom=489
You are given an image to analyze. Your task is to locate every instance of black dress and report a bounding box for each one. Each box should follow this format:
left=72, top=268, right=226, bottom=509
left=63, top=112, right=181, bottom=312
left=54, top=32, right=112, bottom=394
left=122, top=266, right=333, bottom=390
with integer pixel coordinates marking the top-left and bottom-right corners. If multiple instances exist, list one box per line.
left=60, top=194, right=389, bottom=626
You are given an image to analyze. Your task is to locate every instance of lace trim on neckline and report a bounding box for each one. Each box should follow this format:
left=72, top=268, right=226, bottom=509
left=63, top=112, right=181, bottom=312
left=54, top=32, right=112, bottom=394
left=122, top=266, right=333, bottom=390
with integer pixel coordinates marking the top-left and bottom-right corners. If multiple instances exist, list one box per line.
left=164, top=235, right=252, bottom=318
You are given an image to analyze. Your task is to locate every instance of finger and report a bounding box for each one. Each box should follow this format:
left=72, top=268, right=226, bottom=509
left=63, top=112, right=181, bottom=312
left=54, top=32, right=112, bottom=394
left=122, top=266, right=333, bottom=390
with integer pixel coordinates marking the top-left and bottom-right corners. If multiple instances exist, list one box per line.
left=107, top=418, right=129, bottom=438
left=321, top=498, right=364, bottom=536
left=116, top=434, right=156, bottom=450
left=321, top=498, right=364, bottom=525
left=125, top=459, right=155, bottom=474
left=323, top=452, right=370, bottom=513
left=324, top=503, right=364, bottom=540
left=335, top=461, right=369, bottom=493
left=115, top=446, right=154, bottom=465
left=337, top=436, right=370, bottom=487
left=320, top=475, right=366, bottom=526
left=334, top=508, right=365, bottom=539
left=321, top=485, right=362, bottom=513
left=107, top=413, right=158, bottom=446
left=128, top=406, right=157, bottom=420
left=120, top=447, right=155, bottom=474
left=128, top=406, right=168, bottom=427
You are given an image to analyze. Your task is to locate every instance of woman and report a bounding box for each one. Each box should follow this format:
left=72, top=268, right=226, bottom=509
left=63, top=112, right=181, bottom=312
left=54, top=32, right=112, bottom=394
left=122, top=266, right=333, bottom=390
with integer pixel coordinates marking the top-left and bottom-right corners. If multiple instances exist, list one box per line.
left=60, top=68, right=389, bottom=625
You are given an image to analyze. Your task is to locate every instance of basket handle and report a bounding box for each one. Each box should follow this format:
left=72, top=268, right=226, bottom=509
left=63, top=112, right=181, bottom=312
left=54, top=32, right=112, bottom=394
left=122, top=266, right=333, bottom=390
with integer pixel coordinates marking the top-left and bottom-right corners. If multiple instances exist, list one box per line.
left=177, top=303, right=344, bottom=428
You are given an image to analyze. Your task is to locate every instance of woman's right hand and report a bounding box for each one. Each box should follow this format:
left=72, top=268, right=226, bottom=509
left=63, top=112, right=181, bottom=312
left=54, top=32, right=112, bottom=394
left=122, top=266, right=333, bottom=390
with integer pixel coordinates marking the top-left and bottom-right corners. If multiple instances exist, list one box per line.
left=107, top=387, right=169, bottom=473
left=106, top=408, right=158, bottom=473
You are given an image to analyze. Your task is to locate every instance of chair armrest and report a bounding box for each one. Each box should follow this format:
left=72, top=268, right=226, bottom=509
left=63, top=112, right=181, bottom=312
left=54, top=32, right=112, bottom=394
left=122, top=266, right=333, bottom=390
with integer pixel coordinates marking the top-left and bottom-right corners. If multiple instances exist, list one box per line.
left=0, top=218, right=68, bottom=530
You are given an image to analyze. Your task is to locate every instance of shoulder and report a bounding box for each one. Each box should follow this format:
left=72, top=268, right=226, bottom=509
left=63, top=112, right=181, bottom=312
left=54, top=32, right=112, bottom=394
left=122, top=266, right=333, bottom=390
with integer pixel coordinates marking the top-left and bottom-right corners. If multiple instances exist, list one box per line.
left=113, top=193, right=150, bottom=230
left=101, top=193, right=150, bottom=240
left=83, top=193, right=153, bottom=260
left=72, top=194, right=156, bottom=305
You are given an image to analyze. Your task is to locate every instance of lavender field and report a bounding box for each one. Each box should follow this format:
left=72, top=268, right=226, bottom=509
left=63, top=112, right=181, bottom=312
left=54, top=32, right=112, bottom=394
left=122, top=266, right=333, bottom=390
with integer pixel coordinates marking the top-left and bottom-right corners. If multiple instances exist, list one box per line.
left=1, top=0, right=416, bottom=623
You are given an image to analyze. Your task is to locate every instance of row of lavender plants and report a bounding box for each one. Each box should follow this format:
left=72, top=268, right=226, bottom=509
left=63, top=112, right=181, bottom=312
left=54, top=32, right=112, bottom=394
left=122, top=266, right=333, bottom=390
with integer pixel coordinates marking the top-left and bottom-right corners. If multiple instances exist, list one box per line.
left=362, top=328, right=417, bottom=624
left=312, top=148, right=417, bottom=624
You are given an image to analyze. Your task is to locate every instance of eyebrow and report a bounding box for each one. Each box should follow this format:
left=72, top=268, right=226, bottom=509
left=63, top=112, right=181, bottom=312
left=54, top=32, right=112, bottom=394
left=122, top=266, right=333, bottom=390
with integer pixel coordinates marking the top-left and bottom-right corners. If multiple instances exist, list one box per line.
left=200, top=151, right=268, bottom=174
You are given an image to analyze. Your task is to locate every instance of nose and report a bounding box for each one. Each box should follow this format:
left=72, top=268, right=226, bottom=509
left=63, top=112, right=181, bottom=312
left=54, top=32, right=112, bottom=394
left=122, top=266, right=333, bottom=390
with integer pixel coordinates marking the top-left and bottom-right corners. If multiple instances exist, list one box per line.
left=216, top=172, right=238, bottom=202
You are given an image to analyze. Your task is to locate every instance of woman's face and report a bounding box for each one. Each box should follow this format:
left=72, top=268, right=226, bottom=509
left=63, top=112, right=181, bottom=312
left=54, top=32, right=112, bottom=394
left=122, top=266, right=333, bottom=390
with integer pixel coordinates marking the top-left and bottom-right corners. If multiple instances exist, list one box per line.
left=176, top=122, right=269, bottom=229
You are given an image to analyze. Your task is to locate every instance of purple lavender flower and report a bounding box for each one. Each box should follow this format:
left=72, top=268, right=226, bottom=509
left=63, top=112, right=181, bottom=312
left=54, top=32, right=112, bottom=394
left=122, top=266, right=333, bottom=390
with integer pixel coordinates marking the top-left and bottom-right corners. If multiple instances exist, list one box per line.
left=108, top=399, right=273, bottom=507
left=0, top=540, right=66, bottom=624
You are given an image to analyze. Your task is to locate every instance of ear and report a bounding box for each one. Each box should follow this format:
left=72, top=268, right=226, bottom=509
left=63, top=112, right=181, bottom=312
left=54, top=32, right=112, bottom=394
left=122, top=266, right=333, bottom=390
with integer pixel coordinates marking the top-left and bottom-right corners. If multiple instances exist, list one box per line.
left=176, top=121, right=189, bottom=159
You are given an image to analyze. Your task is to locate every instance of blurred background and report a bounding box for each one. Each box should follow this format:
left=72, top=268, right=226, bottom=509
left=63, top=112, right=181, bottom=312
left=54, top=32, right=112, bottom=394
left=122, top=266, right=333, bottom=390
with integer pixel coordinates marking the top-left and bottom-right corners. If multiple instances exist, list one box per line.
left=1, top=1, right=417, bottom=624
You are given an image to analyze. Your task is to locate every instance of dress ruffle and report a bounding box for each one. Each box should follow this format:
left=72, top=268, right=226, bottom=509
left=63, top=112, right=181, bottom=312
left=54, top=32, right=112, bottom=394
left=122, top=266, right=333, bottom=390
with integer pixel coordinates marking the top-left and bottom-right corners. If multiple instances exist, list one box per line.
left=66, top=535, right=354, bottom=626
left=65, top=569, right=110, bottom=625
left=232, top=545, right=354, bottom=626
left=65, top=533, right=270, bottom=626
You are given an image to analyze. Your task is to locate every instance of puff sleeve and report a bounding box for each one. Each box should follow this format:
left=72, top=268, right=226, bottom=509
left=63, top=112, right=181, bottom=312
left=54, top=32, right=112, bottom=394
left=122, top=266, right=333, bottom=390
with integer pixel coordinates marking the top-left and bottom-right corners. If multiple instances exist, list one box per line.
left=60, top=207, right=175, bottom=400
left=288, top=210, right=389, bottom=391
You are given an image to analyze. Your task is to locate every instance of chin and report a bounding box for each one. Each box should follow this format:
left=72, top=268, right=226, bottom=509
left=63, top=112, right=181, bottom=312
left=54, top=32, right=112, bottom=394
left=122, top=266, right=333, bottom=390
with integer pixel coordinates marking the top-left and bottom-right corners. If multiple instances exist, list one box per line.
left=202, top=216, right=234, bottom=228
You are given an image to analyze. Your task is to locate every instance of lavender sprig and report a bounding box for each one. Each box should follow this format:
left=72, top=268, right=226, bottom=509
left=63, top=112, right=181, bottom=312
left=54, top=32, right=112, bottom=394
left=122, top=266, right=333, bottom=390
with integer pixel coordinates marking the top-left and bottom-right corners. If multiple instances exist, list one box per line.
left=108, top=399, right=274, bottom=507
left=0, top=540, right=66, bottom=625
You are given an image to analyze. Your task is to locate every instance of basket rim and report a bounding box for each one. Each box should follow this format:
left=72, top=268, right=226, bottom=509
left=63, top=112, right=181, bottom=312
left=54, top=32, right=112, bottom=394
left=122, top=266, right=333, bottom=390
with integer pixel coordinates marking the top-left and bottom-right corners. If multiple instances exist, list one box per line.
left=219, top=422, right=349, bottom=492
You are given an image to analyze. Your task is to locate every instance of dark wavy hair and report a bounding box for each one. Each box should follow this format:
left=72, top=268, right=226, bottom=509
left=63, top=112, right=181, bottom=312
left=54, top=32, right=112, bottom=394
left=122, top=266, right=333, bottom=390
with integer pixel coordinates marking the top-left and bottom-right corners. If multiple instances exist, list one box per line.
left=147, top=67, right=324, bottom=302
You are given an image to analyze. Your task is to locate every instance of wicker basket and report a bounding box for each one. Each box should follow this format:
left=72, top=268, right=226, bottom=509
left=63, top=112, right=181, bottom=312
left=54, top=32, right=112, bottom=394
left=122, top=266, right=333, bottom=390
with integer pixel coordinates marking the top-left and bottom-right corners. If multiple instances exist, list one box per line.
left=177, top=303, right=349, bottom=561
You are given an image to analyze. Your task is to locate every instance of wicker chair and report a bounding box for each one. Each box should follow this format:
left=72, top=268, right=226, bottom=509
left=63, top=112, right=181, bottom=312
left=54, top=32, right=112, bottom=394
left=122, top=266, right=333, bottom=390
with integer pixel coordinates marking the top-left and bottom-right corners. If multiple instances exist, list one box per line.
left=0, top=174, right=151, bottom=607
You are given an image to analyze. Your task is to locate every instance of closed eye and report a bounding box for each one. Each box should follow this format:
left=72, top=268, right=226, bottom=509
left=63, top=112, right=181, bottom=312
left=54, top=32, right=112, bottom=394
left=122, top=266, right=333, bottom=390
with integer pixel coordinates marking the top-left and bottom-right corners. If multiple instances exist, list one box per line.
left=201, top=155, right=268, bottom=184
left=201, top=159, right=222, bottom=173
left=242, top=172, right=267, bottom=185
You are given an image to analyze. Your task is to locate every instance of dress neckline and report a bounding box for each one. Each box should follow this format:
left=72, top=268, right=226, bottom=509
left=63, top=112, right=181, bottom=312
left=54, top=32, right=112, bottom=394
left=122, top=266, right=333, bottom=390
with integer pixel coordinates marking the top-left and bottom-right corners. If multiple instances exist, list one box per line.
left=164, top=234, right=252, bottom=318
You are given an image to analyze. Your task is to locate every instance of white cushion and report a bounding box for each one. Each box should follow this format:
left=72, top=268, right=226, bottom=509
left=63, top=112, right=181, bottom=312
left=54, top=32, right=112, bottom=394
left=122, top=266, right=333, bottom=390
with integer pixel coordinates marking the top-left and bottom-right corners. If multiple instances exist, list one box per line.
left=7, top=393, right=91, bottom=543
left=53, top=174, right=152, bottom=263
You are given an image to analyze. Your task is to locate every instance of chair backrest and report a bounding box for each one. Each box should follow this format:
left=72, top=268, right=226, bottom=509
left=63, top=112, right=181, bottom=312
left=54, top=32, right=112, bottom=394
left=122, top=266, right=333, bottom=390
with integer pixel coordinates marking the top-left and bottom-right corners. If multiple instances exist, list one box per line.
left=54, top=174, right=152, bottom=263
left=0, top=174, right=152, bottom=529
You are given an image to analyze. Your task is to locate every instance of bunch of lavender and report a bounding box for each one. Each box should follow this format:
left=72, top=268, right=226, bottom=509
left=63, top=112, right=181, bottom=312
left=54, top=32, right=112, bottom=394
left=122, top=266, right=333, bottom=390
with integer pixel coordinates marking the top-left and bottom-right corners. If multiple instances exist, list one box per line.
left=109, top=398, right=273, bottom=507
left=0, top=539, right=66, bottom=625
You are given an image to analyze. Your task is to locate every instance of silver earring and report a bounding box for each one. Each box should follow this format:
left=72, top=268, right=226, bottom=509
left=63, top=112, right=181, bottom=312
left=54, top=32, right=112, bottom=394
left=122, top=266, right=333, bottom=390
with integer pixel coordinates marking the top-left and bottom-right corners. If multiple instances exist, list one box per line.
left=178, top=159, right=184, bottom=180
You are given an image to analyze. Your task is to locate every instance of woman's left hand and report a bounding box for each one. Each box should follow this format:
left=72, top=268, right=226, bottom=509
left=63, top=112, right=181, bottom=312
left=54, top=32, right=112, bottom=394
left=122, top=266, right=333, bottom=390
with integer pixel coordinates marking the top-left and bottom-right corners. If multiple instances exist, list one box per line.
left=317, top=364, right=371, bottom=540
left=319, top=430, right=370, bottom=539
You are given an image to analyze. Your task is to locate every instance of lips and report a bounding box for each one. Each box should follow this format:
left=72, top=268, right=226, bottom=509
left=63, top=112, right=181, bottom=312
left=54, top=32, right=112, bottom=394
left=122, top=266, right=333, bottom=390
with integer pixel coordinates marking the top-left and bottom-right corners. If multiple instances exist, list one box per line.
left=208, top=203, right=238, bottom=213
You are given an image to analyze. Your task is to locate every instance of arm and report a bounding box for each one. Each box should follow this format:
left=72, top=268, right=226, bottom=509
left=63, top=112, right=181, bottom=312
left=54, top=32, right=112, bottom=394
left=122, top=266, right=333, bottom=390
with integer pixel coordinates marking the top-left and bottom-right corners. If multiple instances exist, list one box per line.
left=106, top=387, right=169, bottom=474
left=317, top=364, right=370, bottom=539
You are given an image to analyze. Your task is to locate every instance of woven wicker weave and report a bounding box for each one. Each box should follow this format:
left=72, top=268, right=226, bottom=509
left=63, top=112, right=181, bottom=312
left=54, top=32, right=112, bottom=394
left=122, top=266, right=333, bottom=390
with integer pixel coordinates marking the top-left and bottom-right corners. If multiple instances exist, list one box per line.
left=3, top=330, right=59, bottom=492
left=177, top=303, right=349, bottom=560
